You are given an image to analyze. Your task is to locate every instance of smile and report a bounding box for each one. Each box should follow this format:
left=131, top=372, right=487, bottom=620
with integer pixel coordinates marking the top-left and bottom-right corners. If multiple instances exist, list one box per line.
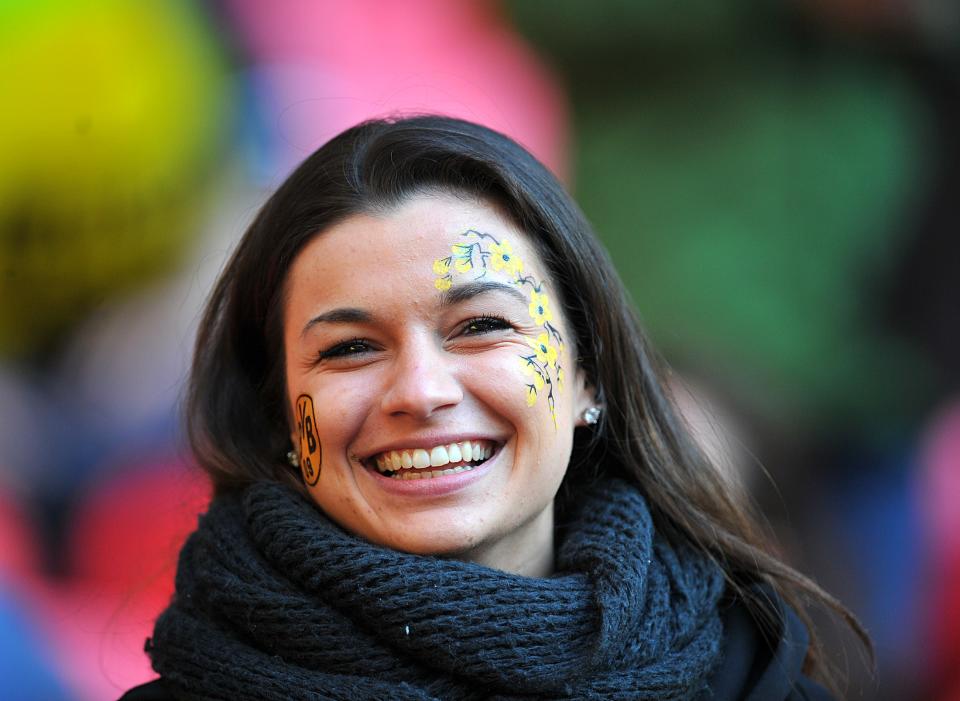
left=371, top=440, right=496, bottom=480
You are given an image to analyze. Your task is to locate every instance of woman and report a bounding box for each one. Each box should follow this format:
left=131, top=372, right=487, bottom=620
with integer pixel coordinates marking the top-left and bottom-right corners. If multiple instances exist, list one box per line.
left=123, top=116, right=864, bottom=700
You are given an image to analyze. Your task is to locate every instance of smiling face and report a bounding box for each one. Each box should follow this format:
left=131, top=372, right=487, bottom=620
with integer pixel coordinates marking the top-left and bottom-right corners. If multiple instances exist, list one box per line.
left=282, top=192, right=593, bottom=576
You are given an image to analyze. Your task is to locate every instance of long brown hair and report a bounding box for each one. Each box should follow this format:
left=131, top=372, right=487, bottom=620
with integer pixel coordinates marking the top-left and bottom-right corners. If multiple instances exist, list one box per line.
left=187, top=115, right=869, bottom=691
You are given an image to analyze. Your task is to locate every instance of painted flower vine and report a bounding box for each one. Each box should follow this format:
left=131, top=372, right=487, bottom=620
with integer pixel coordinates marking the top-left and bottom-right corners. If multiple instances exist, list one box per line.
left=433, top=229, right=564, bottom=427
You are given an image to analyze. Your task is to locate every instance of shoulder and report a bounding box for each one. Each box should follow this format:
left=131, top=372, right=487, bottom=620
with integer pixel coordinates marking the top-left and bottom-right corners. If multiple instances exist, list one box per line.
left=118, top=678, right=173, bottom=701
left=706, top=584, right=836, bottom=701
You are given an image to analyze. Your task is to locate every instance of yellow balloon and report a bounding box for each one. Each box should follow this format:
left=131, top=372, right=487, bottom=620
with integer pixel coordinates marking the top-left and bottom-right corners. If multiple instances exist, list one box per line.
left=0, top=0, right=230, bottom=357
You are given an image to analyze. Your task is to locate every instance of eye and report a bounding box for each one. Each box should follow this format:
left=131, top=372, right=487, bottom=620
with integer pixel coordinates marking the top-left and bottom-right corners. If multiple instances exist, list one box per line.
left=461, top=315, right=512, bottom=336
left=318, top=337, right=373, bottom=360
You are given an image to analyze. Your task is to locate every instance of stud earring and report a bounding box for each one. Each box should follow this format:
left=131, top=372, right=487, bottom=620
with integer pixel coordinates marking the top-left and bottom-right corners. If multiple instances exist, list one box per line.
left=286, top=450, right=300, bottom=468
left=582, top=406, right=602, bottom=425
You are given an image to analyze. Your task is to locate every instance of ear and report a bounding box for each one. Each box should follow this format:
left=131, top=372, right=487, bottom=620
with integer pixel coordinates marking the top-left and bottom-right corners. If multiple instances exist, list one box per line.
left=287, top=393, right=306, bottom=465
left=572, top=369, right=599, bottom=428
left=287, top=398, right=300, bottom=453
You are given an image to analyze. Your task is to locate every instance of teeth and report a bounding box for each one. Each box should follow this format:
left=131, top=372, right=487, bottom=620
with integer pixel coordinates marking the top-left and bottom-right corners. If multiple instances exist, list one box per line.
left=397, top=464, right=478, bottom=479
left=371, top=440, right=495, bottom=475
left=430, top=446, right=449, bottom=467
left=447, top=443, right=462, bottom=463
left=412, top=449, right=430, bottom=469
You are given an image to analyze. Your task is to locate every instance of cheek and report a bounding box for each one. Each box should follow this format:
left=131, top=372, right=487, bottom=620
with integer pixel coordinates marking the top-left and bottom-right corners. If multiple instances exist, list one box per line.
left=301, top=378, right=379, bottom=458
left=290, top=376, right=375, bottom=454
left=462, top=348, right=530, bottom=407
left=464, top=347, right=562, bottom=439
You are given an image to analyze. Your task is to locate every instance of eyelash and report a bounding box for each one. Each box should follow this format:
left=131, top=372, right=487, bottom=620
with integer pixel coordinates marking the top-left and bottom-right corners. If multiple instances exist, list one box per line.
left=316, top=316, right=513, bottom=361
left=318, top=337, right=371, bottom=360
left=461, top=314, right=512, bottom=335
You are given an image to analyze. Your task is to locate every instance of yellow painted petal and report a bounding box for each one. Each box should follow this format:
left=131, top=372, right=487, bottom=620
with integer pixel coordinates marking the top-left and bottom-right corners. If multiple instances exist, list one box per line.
left=526, top=335, right=548, bottom=364
left=546, top=344, right=558, bottom=368
left=433, top=258, right=450, bottom=275
left=526, top=385, right=538, bottom=406
left=434, top=277, right=452, bottom=291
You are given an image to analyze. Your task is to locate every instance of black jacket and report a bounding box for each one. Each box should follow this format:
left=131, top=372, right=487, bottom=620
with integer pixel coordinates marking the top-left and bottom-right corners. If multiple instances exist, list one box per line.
left=707, top=587, right=833, bottom=700
left=120, top=586, right=834, bottom=701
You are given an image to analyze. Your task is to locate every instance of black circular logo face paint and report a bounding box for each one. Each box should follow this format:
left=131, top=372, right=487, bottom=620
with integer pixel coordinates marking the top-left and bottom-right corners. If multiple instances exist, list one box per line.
left=296, top=394, right=321, bottom=486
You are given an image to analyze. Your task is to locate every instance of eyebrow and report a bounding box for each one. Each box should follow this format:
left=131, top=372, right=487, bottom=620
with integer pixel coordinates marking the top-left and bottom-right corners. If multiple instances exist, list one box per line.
left=300, top=308, right=372, bottom=338
left=440, top=280, right=526, bottom=308
left=300, top=280, right=526, bottom=338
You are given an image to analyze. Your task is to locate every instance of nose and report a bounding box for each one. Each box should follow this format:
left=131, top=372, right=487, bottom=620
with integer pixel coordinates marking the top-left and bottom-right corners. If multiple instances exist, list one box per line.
left=379, top=336, right=463, bottom=420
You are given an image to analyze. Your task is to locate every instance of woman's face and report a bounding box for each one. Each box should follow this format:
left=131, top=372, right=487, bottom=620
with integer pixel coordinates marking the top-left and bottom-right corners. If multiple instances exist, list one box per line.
left=283, top=192, right=592, bottom=575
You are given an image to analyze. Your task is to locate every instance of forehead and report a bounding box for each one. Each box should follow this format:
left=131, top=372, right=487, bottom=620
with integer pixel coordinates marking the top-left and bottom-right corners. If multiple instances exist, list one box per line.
left=285, top=193, right=545, bottom=310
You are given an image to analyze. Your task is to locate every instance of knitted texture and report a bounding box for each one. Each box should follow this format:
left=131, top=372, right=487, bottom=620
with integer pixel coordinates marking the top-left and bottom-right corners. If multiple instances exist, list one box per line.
left=147, top=478, right=726, bottom=700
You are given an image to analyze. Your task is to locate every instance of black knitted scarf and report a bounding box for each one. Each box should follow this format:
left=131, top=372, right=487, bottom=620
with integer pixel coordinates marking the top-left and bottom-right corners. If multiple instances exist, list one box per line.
left=147, top=478, right=726, bottom=700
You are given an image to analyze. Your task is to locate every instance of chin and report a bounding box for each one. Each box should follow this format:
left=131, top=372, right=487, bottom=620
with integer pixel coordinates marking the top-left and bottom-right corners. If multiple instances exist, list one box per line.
left=379, top=522, right=488, bottom=559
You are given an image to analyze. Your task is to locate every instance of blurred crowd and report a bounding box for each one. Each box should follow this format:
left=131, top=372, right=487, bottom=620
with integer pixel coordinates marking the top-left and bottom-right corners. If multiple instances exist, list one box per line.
left=0, top=1, right=957, bottom=699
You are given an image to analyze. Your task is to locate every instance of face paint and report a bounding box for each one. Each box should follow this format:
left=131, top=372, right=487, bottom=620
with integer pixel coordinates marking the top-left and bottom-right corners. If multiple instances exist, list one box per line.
left=296, top=393, right=322, bottom=486
left=433, top=229, right=565, bottom=427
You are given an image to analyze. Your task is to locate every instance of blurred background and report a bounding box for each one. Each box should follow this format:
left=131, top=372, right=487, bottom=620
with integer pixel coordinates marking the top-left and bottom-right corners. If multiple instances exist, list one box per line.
left=0, top=1, right=957, bottom=698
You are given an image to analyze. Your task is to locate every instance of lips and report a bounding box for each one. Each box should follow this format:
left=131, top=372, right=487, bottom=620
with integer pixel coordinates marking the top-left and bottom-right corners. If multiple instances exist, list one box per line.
left=370, top=439, right=496, bottom=479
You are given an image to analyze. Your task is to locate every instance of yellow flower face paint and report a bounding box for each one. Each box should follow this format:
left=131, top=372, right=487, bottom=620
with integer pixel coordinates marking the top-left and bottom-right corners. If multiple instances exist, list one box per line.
left=489, top=240, right=523, bottom=277
left=296, top=394, right=322, bottom=486
left=527, top=333, right=559, bottom=369
left=433, top=229, right=565, bottom=429
left=528, top=290, right=553, bottom=326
